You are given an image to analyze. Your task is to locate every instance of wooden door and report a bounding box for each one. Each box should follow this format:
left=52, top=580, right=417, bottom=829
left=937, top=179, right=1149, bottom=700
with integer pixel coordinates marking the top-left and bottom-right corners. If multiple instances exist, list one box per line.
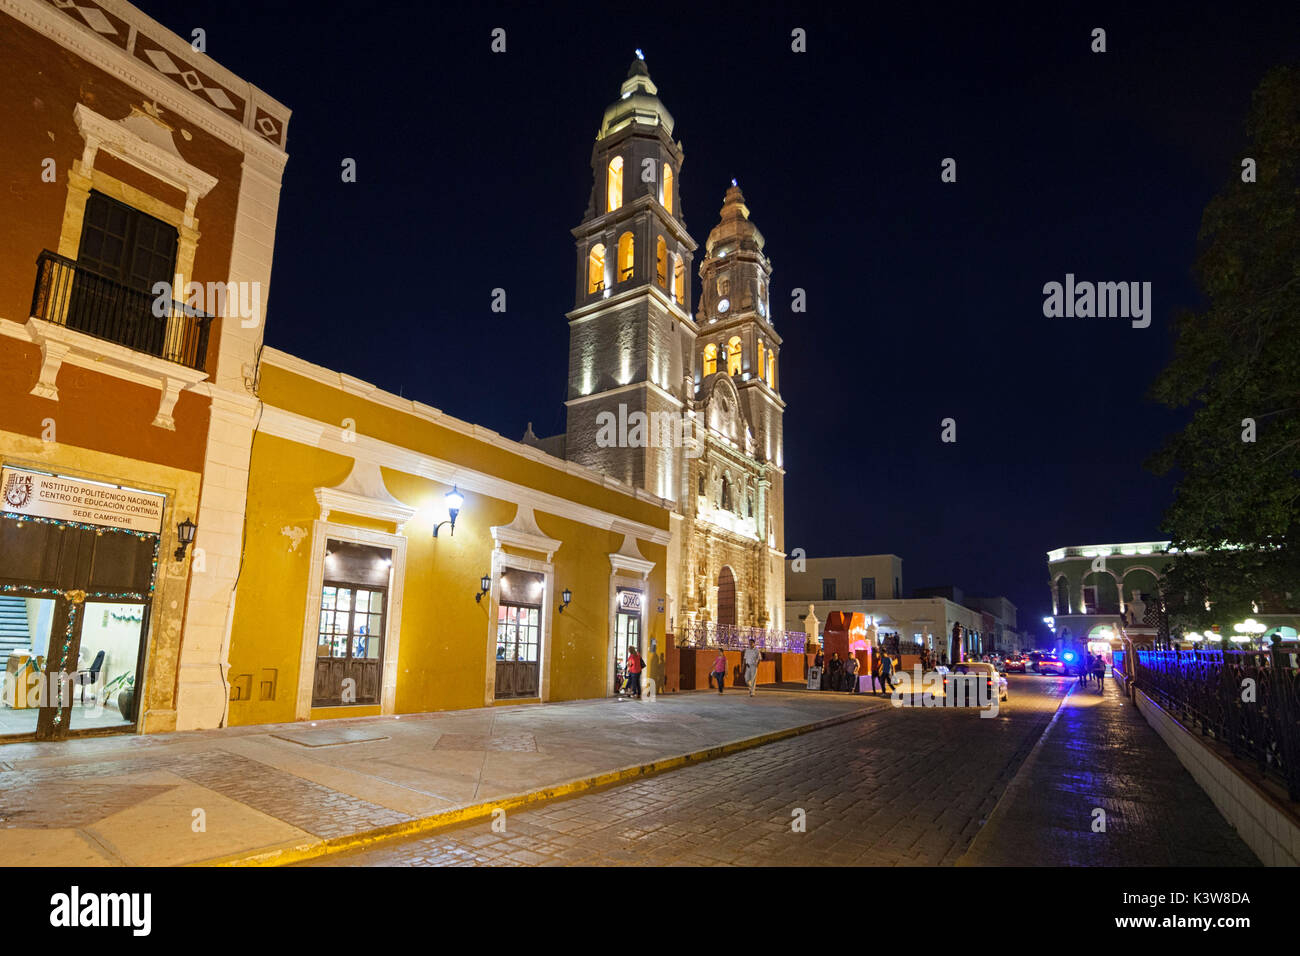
left=495, top=602, right=540, bottom=699
left=717, top=566, right=736, bottom=627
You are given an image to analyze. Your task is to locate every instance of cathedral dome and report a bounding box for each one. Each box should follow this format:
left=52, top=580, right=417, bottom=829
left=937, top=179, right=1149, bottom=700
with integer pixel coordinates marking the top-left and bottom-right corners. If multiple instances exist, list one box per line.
left=705, top=183, right=765, bottom=257
left=597, top=53, right=675, bottom=140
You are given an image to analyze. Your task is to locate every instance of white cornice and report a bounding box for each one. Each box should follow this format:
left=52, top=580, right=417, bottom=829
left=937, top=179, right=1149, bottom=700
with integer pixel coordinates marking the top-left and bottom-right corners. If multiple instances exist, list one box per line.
left=565, top=284, right=696, bottom=329
left=564, top=379, right=683, bottom=410
left=260, top=346, right=673, bottom=513
left=258, top=404, right=671, bottom=547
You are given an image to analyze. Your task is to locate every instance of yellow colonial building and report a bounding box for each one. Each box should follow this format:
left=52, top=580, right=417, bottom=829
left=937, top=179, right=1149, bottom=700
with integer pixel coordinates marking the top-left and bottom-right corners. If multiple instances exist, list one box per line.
left=224, top=349, right=672, bottom=726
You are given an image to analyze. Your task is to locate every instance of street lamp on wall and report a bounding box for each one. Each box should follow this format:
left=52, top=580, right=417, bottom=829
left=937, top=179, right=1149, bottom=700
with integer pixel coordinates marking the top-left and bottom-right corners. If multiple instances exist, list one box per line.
left=433, top=486, right=464, bottom=538
left=558, top=588, right=572, bottom=614
left=476, top=574, right=491, bottom=603
left=174, top=517, right=197, bottom=561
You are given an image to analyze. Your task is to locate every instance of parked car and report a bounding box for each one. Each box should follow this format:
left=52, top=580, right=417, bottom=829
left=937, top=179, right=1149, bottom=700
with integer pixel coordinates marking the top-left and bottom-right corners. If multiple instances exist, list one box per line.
left=1004, top=656, right=1026, bottom=673
left=942, top=661, right=1008, bottom=703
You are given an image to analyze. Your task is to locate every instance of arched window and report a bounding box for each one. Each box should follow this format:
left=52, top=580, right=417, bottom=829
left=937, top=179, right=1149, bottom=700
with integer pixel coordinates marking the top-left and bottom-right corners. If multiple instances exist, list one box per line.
left=588, top=243, right=606, bottom=294
left=702, top=343, right=717, bottom=376
left=766, top=351, right=775, bottom=387
left=655, top=236, right=667, bottom=287
left=727, top=336, right=742, bottom=376
left=747, top=494, right=754, bottom=517
left=697, top=473, right=705, bottom=497
left=673, top=256, right=685, bottom=305
left=1056, top=577, right=1070, bottom=615
left=607, top=156, right=623, bottom=213
left=720, top=475, right=732, bottom=511
left=662, top=163, right=674, bottom=214
left=757, top=340, right=765, bottom=380
left=617, top=232, right=634, bottom=282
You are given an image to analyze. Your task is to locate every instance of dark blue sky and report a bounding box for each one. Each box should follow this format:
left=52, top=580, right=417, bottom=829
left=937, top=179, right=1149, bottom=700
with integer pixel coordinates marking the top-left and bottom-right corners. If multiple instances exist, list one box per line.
left=145, top=0, right=1298, bottom=637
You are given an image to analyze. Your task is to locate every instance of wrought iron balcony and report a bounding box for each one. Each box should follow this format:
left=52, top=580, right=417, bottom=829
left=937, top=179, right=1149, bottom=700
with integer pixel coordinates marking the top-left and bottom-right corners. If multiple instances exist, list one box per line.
left=680, top=620, right=807, bottom=654
left=29, top=250, right=212, bottom=371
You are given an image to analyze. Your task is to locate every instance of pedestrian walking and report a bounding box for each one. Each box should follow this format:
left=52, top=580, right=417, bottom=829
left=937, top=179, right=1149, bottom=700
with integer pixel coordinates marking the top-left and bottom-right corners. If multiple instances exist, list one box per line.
left=1081, top=652, right=1093, bottom=686
left=710, top=647, right=727, bottom=693
left=878, top=652, right=895, bottom=695
left=1092, top=653, right=1106, bottom=689
left=625, top=647, right=644, bottom=699
left=845, top=653, right=860, bottom=694
left=743, top=638, right=762, bottom=697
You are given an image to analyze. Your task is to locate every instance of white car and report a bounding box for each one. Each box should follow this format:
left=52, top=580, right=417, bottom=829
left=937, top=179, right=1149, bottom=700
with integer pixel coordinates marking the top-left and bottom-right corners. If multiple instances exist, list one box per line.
left=942, top=660, right=1008, bottom=703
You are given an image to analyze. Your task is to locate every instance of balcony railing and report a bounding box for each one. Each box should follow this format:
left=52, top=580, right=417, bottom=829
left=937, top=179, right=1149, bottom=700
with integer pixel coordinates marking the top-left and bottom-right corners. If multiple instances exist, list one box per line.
left=680, top=621, right=806, bottom=654
left=1128, top=646, right=1300, bottom=800
left=30, top=250, right=212, bottom=371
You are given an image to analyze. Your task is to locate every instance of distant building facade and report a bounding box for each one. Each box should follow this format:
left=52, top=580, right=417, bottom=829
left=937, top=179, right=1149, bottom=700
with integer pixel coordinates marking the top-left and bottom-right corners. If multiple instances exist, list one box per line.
left=784, top=554, right=1019, bottom=660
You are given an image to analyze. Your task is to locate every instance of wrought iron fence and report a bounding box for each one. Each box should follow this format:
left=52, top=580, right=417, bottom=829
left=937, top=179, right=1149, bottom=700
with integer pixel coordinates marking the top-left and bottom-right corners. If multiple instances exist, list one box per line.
left=679, top=621, right=806, bottom=654
left=30, top=250, right=213, bottom=371
left=1131, top=644, right=1300, bottom=800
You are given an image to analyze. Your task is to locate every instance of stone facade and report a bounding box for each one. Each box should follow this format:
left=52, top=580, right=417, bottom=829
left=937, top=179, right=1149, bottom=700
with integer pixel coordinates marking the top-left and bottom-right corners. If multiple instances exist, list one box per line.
left=552, top=57, right=786, bottom=636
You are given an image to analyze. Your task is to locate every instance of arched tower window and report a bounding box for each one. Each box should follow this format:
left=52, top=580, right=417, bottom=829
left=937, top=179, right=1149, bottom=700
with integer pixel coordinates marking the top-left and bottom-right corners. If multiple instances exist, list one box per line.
left=662, top=163, right=674, bottom=214
left=588, top=243, right=606, bottom=294
left=720, top=475, right=732, bottom=511
left=655, top=236, right=667, bottom=288
left=757, top=340, right=765, bottom=379
left=766, top=350, right=775, bottom=387
left=727, top=336, right=742, bottom=376
left=607, top=156, right=623, bottom=213
left=673, top=256, right=685, bottom=305
left=617, top=232, right=635, bottom=282
left=697, top=473, right=705, bottom=497
left=702, top=343, right=717, bottom=376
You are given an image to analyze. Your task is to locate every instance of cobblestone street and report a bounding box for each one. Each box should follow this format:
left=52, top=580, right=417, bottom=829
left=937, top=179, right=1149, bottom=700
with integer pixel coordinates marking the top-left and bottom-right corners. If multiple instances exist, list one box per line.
left=308, top=677, right=1080, bottom=866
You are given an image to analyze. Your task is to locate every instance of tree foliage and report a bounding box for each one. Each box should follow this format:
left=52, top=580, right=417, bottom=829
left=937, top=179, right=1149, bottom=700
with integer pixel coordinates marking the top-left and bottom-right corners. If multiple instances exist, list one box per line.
left=1147, top=65, right=1300, bottom=627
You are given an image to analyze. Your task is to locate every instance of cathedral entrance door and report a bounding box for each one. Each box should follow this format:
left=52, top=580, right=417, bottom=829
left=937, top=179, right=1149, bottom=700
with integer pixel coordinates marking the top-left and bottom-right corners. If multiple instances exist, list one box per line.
left=717, top=566, right=737, bottom=628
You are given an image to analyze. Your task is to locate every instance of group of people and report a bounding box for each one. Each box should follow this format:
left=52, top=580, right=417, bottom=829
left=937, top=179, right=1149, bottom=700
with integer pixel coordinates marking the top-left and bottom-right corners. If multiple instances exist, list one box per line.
left=617, top=646, right=646, bottom=698
left=813, top=650, right=897, bottom=695
left=708, top=638, right=765, bottom=697
left=1079, top=651, right=1107, bottom=687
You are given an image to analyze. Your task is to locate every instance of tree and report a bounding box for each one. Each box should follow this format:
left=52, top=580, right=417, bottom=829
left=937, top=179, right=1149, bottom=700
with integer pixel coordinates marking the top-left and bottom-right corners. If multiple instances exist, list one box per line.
left=1147, top=65, right=1300, bottom=630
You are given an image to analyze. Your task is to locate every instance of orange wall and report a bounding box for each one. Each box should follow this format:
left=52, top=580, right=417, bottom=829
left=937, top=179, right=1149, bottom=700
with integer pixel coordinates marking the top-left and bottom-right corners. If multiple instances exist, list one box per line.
left=0, top=339, right=210, bottom=472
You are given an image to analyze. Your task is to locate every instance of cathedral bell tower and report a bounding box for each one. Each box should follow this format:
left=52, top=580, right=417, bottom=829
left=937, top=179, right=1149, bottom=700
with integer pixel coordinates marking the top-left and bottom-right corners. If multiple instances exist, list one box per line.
left=694, top=182, right=785, bottom=553
left=563, top=54, right=698, bottom=502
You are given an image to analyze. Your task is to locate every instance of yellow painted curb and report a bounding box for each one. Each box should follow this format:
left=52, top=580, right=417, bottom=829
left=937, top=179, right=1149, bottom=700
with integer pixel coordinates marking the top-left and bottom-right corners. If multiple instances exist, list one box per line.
left=196, top=700, right=886, bottom=867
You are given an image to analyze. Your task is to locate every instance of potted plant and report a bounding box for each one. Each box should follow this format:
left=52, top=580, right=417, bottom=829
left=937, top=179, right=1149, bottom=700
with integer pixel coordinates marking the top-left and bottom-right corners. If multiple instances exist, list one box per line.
left=103, top=671, right=135, bottom=720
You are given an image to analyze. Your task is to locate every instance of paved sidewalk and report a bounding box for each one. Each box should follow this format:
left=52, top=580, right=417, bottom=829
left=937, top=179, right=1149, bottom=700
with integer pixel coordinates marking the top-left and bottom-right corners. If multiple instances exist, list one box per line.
left=0, top=689, right=886, bottom=866
left=957, top=677, right=1259, bottom=866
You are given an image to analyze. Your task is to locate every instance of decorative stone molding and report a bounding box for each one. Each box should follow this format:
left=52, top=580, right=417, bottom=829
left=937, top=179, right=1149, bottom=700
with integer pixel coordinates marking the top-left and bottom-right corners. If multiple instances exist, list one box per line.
left=73, top=103, right=218, bottom=220
left=609, top=532, right=655, bottom=579
left=491, top=504, right=563, bottom=561
left=5, top=317, right=208, bottom=427
left=314, top=460, right=416, bottom=526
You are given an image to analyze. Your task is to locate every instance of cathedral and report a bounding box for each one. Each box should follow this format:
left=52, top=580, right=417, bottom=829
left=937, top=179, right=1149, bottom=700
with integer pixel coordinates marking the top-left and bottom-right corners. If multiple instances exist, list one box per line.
left=525, top=53, right=788, bottom=646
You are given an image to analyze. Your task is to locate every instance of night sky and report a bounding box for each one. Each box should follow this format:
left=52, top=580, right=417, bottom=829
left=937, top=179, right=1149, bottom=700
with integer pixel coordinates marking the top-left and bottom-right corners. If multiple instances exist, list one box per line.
left=142, top=1, right=1298, bottom=638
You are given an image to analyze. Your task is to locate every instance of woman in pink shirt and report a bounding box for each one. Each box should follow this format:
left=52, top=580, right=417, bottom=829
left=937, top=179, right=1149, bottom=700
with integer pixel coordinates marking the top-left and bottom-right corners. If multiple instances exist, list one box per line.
left=625, top=647, right=644, bottom=698
left=711, top=649, right=727, bottom=693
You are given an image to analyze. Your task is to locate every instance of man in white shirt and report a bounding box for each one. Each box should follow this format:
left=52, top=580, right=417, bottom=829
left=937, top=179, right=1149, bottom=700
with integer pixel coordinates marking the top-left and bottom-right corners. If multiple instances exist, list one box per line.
left=742, top=639, right=762, bottom=697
